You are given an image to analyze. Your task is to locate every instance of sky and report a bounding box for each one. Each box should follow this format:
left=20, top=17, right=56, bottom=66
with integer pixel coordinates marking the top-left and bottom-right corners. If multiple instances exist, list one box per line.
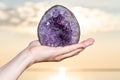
left=0, top=0, right=120, bottom=80
left=0, top=0, right=120, bottom=14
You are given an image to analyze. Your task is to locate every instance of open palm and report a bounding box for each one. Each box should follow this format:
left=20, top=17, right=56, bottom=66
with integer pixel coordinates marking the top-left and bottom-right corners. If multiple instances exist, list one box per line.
left=27, top=38, right=94, bottom=63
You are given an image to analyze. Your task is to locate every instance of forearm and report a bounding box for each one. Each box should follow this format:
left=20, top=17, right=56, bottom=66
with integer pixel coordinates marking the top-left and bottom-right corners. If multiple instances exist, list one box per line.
left=0, top=49, right=33, bottom=80
left=0, top=38, right=94, bottom=80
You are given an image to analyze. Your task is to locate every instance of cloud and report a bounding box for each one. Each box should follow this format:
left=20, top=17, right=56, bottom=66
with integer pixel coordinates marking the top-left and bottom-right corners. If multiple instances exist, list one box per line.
left=0, top=2, right=7, bottom=9
left=70, top=7, right=120, bottom=34
left=0, top=2, right=9, bottom=24
left=0, top=2, right=49, bottom=26
left=0, top=2, right=120, bottom=35
left=0, top=10, right=8, bottom=20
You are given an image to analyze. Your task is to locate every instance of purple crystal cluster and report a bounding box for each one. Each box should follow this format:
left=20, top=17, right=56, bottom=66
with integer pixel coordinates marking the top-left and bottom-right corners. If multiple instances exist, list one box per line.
left=38, top=5, right=80, bottom=47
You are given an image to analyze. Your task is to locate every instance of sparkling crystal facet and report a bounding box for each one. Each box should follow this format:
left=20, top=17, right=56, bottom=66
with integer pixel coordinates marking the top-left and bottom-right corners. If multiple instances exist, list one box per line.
left=38, top=5, right=80, bottom=47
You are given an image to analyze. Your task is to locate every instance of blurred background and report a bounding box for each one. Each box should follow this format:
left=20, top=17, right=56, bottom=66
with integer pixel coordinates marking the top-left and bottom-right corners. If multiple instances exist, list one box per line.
left=0, top=0, right=120, bottom=80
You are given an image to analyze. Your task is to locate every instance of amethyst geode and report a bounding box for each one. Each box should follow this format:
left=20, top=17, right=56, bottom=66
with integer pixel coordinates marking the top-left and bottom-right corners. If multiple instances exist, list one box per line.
left=38, top=5, right=80, bottom=47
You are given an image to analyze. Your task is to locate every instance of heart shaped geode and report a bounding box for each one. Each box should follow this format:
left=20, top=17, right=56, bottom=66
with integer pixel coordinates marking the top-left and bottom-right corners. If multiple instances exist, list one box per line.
left=38, top=5, right=80, bottom=47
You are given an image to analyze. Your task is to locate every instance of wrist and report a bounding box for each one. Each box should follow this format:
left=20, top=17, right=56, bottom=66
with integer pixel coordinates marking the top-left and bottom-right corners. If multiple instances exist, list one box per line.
left=0, top=48, right=35, bottom=80
left=20, top=49, right=35, bottom=68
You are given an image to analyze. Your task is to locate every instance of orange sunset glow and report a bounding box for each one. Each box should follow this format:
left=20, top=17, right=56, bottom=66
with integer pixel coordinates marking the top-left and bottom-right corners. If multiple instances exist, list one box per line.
left=0, top=0, right=120, bottom=80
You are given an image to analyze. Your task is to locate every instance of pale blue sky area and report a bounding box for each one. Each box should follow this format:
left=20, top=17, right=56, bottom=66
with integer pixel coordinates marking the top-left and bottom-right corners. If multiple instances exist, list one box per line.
left=0, top=0, right=120, bottom=13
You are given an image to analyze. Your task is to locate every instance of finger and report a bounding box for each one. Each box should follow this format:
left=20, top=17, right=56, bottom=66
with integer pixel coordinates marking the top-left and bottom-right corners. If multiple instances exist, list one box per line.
left=29, top=40, right=41, bottom=46
left=80, top=38, right=95, bottom=48
left=56, top=38, right=94, bottom=55
left=55, top=48, right=84, bottom=61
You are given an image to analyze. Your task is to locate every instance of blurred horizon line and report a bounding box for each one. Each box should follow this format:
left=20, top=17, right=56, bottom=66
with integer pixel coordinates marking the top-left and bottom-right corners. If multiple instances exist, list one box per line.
left=27, top=68, right=120, bottom=72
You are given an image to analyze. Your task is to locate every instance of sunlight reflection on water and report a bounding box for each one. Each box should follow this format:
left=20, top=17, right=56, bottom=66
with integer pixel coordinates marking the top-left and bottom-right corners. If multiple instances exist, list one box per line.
left=19, top=68, right=120, bottom=80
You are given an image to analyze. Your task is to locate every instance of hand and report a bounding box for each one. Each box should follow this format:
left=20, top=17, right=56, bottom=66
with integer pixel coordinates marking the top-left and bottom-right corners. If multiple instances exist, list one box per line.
left=27, top=38, right=95, bottom=64
left=0, top=38, right=94, bottom=80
